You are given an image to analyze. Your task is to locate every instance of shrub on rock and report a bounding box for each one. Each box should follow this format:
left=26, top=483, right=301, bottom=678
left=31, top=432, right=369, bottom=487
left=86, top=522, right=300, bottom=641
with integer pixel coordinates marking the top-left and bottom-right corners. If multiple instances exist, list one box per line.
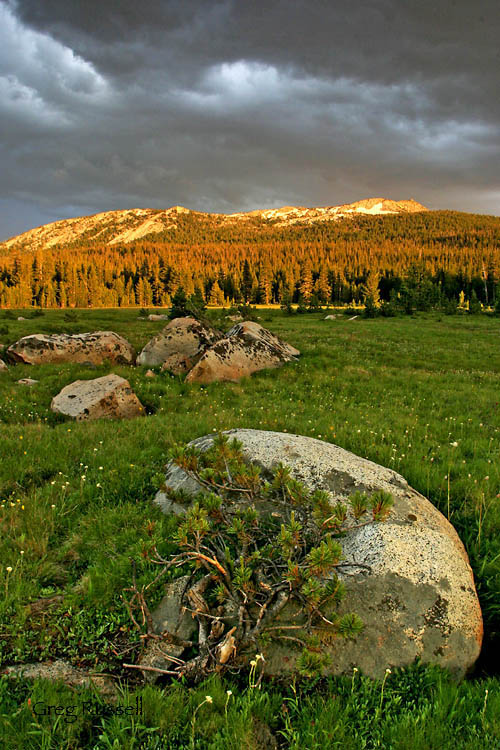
left=145, top=429, right=482, bottom=681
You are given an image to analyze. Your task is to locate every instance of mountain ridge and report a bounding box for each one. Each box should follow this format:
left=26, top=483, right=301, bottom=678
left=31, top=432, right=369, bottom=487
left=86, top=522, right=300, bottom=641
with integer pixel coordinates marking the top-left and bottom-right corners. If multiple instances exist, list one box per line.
left=1, top=197, right=427, bottom=251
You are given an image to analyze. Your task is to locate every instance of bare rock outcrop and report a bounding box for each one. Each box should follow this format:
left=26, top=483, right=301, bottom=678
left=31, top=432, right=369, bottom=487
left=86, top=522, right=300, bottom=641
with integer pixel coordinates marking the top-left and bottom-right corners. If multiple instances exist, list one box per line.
left=136, top=317, right=222, bottom=367
left=7, top=331, right=135, bottom=365
left=186, top=321, right=300, bottom=384
left=51, top=374, right=144, bottom=420
left=154, top=429, right=483, bottom=679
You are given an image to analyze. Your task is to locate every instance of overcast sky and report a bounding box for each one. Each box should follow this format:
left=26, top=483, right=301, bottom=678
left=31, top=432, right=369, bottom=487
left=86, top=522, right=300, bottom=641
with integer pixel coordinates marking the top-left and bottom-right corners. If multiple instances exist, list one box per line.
left=1, top=0, right=499, bottom=240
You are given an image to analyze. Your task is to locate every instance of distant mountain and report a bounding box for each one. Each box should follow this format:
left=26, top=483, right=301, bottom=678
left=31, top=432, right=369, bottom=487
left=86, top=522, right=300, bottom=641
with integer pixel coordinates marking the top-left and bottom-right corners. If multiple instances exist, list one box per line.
left=1, top=198, right=500, bottom=310
left=1, top=198, right=427, bottom=252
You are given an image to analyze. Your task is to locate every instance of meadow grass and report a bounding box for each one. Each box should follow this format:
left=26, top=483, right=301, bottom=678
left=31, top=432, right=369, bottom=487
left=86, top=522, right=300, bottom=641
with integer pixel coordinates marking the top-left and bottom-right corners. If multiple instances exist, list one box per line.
left=1, top=307, right=500, bottom=748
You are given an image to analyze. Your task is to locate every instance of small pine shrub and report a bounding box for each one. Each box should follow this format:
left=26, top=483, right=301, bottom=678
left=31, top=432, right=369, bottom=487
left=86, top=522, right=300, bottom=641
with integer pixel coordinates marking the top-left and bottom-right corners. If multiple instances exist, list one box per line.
left=125, top=435, right=393, bottom=683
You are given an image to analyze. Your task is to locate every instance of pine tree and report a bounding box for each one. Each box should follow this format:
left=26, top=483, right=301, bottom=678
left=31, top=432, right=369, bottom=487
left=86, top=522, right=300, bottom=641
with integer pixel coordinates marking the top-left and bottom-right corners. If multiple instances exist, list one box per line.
left=258, top=261, right=272, bottom=304
left=361, top=271, right=380, bottom=307
left=170, top=286, right=189, bottom=319
left=299, top=261, right=313, bottom=302
left=241, top=260, right=253, bottom=303
left=469, top=289, right=481, bottom=314
left=315, top=266, right=330, bottom=303
left=208, top=280, right=225, bottom=306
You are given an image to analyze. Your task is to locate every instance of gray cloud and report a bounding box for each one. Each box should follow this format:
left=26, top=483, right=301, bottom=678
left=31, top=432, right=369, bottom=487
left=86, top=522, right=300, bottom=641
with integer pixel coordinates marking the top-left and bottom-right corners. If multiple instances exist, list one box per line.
left=1, top=0, right=499, bottom=239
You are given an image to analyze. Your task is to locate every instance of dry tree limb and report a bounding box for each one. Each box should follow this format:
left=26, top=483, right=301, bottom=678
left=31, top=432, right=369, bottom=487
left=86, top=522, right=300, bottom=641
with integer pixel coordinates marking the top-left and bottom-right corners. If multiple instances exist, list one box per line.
left=185, top=551, right=231, bottom=582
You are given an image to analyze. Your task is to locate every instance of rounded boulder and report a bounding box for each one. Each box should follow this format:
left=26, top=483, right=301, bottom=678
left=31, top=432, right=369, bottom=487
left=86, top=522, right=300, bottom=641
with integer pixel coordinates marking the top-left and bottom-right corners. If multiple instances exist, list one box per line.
left=155, top=429, right=483, bottom=679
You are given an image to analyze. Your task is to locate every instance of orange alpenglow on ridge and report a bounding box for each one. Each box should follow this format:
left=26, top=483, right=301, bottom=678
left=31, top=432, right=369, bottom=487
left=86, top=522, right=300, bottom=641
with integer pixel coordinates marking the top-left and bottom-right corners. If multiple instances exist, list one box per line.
left=1, top=197, right=428, bottom=251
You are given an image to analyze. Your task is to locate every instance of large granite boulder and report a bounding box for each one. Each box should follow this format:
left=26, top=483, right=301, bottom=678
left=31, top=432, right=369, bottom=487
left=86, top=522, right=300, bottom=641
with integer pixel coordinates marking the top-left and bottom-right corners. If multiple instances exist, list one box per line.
left=185, top=321, right=300, bottom=384
left=7, top=331, right=135, bottom=365
left=51, top=374, right=144, bottom=420
left=136, top=317, right=222, bottom=367
left=154, top=429, right=482, bottom=679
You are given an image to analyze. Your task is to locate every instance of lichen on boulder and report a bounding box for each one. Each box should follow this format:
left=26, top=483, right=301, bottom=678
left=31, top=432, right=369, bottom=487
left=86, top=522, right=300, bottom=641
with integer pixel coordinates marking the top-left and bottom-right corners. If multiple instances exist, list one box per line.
left=51, top=374, right=144, bottom=421
left=7, top=331, right=135, bottom=365
left=136, top=317, right=222, bottom=367
left=186, top=321, right=300, bottom=383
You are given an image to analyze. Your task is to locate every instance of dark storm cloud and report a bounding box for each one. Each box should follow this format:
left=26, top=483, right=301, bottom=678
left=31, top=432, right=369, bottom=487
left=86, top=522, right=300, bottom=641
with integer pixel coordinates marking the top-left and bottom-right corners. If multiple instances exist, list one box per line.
left=1, top=0, right=499, bottom=239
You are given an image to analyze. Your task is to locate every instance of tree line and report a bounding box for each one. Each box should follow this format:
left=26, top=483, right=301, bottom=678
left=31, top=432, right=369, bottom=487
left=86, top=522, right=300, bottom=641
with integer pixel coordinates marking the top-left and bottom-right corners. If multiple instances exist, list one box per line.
left=1, top=210, right=499, bottom=309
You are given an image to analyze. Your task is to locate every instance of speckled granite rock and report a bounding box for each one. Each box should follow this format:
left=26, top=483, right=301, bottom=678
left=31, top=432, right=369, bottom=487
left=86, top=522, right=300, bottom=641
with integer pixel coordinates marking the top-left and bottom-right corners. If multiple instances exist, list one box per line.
left=7, top=331, right=135, bottom=365
left=136, top=317, right=222, bottom=367
left=51, top=374, right=144, bottom=420
left=155, top=429, right=482, bottom=679
left=185, top=321, right=300, bottom=384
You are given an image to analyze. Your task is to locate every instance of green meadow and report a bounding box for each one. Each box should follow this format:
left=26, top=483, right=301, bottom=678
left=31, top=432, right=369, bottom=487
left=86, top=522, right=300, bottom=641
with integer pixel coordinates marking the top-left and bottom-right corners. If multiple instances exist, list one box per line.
left=1, top=307, right=500, bottom=749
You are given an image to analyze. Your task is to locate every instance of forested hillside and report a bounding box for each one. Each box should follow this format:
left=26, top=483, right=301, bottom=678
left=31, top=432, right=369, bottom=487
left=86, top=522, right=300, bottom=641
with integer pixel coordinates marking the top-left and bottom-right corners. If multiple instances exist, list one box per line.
left=1, top=209, right=500, bottom=308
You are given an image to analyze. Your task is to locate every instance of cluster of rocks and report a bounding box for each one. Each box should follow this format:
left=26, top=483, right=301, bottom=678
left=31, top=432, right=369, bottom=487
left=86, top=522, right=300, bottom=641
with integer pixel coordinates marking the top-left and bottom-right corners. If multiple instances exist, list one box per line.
left=151, top=429, right=483, bottom=680
left=137, top=317, right=300, bottom=383
left=2, top=318, right=299, bottom=420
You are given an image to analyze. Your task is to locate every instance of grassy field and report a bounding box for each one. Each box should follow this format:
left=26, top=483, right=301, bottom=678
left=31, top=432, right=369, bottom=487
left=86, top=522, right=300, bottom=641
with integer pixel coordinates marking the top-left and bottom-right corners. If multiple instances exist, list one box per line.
left=1, top=307, right=500, bottom=749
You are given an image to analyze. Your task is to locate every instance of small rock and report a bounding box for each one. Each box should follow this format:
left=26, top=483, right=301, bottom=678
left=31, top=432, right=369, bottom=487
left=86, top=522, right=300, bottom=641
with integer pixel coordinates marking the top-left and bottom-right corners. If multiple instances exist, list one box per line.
left=0, top=359, right=8, bottom=372
left=17, top=378, right=38, bottom=386
left=324, top=314, right=337, bottom=320
left=4, top=660, right=117, bottom=698
left=348, top=315, right=359, bottom=321
left=145, top=369, right=156, bottom=378
left=17, top=316, right=27, bottom=321
left=148, top=314, right=170, bottom=321
left=51, top=374, right=144, bottom=420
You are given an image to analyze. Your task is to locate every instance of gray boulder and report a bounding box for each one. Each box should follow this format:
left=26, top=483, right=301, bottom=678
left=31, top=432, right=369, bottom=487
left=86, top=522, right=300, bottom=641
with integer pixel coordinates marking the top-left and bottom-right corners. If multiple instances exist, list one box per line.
left=185, top=321, right=300, bottom=384
left=139, top=575, right=197, bottom=682
left=136, top=317, right=222, bottom=367
left=51, top=373, right=144, bottom=420
left=7, top=331, right=135, bottom=365
left=155, top=429, right=482, bottom=679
